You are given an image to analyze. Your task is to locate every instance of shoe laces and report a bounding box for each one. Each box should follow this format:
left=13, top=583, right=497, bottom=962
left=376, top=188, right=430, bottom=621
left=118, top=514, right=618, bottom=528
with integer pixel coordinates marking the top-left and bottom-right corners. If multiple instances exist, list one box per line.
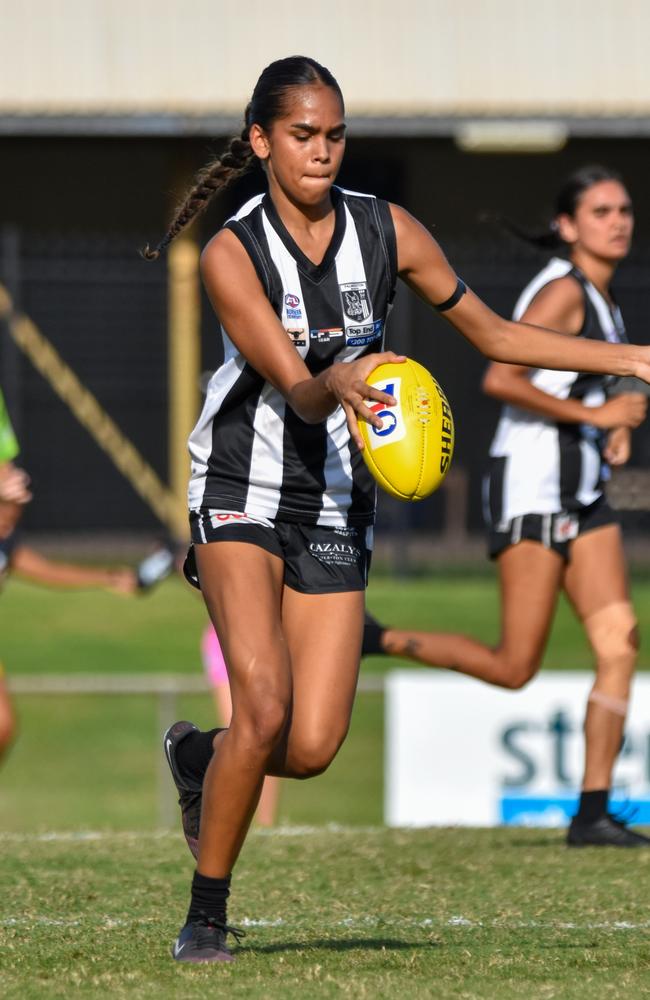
left=197, top=910, right=246, bottom=946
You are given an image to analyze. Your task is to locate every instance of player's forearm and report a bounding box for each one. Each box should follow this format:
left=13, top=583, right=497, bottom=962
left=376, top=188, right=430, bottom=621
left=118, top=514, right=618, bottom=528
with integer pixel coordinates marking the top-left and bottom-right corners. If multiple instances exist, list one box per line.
left=483, top=375, right=597, bottom=424
left=11, top=546, right=125, bottom=589
left=286, top=371, right=339, bottom=424
left=489, top=319, right=642, bottom=377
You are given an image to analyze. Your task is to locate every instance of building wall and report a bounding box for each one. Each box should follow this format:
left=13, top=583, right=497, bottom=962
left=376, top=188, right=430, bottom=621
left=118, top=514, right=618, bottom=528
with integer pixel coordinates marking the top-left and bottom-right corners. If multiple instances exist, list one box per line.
left=2, top=0, right=650, bottom=118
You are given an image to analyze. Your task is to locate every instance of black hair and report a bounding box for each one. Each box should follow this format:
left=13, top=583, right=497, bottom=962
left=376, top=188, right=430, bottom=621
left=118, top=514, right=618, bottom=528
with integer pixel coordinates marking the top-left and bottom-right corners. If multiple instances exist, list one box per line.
left=142, top=56, right=344, bottom=260
left=495, top=165, right=625, bottom=250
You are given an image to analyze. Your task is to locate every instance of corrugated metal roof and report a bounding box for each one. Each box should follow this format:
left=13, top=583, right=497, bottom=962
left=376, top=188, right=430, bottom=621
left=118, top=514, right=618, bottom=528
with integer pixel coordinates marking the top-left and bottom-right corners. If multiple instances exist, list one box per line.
left=2, top=0, right=650, bottom=127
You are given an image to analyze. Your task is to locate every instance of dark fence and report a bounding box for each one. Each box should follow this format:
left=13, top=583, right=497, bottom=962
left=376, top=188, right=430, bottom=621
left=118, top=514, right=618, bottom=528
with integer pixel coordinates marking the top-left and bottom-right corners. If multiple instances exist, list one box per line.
left=3, top=226, right=650, bottom=541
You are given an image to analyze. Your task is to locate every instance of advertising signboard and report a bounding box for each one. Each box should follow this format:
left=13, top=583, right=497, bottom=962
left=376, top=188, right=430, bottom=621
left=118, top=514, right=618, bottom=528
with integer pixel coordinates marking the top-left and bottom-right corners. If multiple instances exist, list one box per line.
left=385, top=672, right=650, bottom=827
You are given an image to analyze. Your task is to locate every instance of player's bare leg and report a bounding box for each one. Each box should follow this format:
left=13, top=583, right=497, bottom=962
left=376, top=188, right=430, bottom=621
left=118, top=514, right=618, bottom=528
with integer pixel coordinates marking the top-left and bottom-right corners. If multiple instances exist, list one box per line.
left=194, top=541, right=291, bottom=877
left=265, top=588, right=364, bottom=778
left=563, top=524, right=648, bottom=846
left=370, top=541, right=564, bottom=689
left=212, top=669, right=280, bottom=827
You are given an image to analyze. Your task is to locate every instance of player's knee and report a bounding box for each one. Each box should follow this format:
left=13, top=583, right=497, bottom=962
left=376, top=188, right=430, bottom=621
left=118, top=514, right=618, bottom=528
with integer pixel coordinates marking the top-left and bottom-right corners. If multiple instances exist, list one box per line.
left=291, top=728, right=348, bottom=779
left=584, top=601, right=638, bottom=689
left=233, top=696, right=289, bottom=755
left=496, top=650, right=540, bottom=690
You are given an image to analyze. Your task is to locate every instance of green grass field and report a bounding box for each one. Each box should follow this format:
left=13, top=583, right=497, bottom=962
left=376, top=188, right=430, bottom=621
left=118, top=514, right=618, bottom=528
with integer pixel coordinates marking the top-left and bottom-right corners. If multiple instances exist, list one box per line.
left=2, top=828, right=650, bottom=999
left=2, top=571, right=650, bottom=997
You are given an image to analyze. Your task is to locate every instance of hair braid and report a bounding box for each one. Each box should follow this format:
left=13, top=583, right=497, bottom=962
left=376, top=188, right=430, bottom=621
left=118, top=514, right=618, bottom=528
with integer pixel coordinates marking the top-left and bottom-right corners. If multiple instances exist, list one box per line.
left=141, top=123, right=254, bottom=261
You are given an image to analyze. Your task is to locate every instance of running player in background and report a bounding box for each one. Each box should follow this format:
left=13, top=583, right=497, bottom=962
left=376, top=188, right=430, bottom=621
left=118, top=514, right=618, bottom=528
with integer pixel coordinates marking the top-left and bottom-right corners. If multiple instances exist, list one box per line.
left=363, top=166, right=649, bottom=847
left=147, top=60, right=650, bottom=962
left=201, top=622, right=280, bottom=827
left=0, top=384, right=175, bottom=761
left=0, top=386, right=30, bottom=761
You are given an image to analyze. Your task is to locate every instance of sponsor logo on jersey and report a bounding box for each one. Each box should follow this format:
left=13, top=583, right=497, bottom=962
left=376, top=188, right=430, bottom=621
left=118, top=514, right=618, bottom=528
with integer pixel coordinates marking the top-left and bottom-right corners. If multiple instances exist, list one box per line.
left=366, top=377, right=406, bottom=450
left=308, top=541, right=361, bottom=566
left=310, top=327, right=344, bottom=343
left=346, top=319, right=383, bottom=347
left=286, top=328, right=307, bottom=347
left=552, top=513, right=579, bottom=543
left=284, top=293, right=302, bottom=321
left=340, top=282, right=372, bottom=322
left=210, top=511, right=249, bottom=528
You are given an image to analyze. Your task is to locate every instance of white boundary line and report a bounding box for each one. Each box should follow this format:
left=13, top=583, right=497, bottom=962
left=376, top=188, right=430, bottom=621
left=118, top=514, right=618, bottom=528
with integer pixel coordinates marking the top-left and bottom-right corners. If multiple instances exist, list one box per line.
left=2, top=914, right=649, bottom=931
left=0, top=825, right=386, bottom=843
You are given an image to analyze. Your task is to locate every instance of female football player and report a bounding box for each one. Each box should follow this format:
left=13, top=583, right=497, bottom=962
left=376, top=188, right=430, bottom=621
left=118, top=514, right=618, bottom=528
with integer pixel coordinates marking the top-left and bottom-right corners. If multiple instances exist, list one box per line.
left=364, top=166, right=649, bottom=849
left=146, top=61, right=650, bottom=961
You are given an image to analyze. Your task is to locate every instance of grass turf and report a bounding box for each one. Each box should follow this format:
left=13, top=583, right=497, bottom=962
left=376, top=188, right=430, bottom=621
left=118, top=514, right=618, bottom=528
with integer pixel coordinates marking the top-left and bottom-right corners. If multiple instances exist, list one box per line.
left=2, top=827, right=649, bottom=999
left=2, top=572, right=650, bottom=996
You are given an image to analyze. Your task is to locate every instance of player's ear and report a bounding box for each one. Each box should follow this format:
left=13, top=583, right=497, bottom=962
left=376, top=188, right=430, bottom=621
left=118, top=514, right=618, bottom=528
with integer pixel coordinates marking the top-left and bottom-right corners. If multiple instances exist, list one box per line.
left=249, top=124, right=270, bottom=161
left=556, top=213, right=577, bottom=246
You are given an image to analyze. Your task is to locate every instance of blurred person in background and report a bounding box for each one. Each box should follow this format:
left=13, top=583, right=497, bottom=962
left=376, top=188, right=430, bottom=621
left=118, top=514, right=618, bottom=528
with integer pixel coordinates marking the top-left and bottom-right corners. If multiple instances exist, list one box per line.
left=364, top=166, right=649, bottom=848
left=145, top=52, right=650, bottom=965
left=0, top=385, right=31, bottom=761
left=0, top=384, right=175, bottom=763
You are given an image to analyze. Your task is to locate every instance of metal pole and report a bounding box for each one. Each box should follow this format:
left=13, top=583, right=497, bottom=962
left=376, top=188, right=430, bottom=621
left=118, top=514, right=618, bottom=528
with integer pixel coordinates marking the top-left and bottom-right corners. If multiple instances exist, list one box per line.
left=167, top=233, right=200, bottom=542
left=1, top=226, right=23, bottom=440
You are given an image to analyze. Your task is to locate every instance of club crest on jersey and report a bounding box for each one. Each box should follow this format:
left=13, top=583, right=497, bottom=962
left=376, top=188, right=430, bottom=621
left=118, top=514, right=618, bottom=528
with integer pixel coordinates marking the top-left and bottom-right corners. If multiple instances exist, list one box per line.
left=365, top=378, right=406, bottom=450
left=340, top=282, right=372, bottom=322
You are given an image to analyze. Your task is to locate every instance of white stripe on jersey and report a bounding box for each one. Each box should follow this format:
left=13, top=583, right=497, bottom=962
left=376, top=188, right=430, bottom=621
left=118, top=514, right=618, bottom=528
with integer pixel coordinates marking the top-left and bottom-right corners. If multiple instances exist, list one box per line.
left=243, top=382, right=288, bottom=520
left=188, top=352, right=247, bottom=509
left=261, top=212, right=310, bottom=362
left=334, top=203, right=378, bottom=358
left=320, top=408, right=355, bottom=523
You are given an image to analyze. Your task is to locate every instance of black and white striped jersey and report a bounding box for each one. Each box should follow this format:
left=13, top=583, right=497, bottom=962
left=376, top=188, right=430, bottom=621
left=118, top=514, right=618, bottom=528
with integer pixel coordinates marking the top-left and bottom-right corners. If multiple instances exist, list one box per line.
left=188, top=186, right=398, bottom=526
left=487, top=256, right=626, bottom=523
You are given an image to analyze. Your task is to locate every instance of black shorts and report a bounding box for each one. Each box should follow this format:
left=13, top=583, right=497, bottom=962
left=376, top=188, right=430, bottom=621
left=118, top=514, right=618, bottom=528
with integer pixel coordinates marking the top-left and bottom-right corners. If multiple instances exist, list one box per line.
left=186, top=508, right=373, bottom=595
left=487, top=496, right=618, bottom=561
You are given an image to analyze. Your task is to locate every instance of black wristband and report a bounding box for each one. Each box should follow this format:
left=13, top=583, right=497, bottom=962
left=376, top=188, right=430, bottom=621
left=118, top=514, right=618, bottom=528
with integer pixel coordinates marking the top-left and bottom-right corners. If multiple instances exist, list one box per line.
left=435, top=278, right=467, bottom=312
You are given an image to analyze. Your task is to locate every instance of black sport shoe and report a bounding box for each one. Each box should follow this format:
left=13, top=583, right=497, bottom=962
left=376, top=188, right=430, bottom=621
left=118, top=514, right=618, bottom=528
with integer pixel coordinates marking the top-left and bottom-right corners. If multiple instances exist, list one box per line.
left=163, top=721, right=202, bottom=860
left=567, top=813, right=650, bottom=847
left=172, top=915, right=244, bottom=964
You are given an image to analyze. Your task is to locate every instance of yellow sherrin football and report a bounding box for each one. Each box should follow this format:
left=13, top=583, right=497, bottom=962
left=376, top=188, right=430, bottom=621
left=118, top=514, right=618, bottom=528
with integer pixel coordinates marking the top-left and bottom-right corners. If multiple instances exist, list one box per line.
left=359, top=359, right=454, bottom=501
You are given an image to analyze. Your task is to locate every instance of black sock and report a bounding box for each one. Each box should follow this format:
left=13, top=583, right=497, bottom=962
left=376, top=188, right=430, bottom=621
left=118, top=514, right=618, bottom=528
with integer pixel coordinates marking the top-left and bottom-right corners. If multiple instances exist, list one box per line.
left=175, top=728, right=223, bottom=784
left=362, top=610, right=387, bottom=657
left=575, top=789, right=608, bottom=823
left=187, top=870, right=231, bottom=925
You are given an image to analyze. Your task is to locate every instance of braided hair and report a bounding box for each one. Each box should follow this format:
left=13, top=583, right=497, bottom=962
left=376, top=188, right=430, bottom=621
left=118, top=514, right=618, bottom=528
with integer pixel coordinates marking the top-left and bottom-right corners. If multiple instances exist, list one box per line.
left=142, top=56, right=344, bottom=261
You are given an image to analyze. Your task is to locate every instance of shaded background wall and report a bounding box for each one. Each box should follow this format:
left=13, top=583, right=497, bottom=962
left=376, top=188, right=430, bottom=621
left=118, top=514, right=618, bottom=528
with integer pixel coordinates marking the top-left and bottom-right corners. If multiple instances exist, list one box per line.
left=3, top=132, right=650, bottom=540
